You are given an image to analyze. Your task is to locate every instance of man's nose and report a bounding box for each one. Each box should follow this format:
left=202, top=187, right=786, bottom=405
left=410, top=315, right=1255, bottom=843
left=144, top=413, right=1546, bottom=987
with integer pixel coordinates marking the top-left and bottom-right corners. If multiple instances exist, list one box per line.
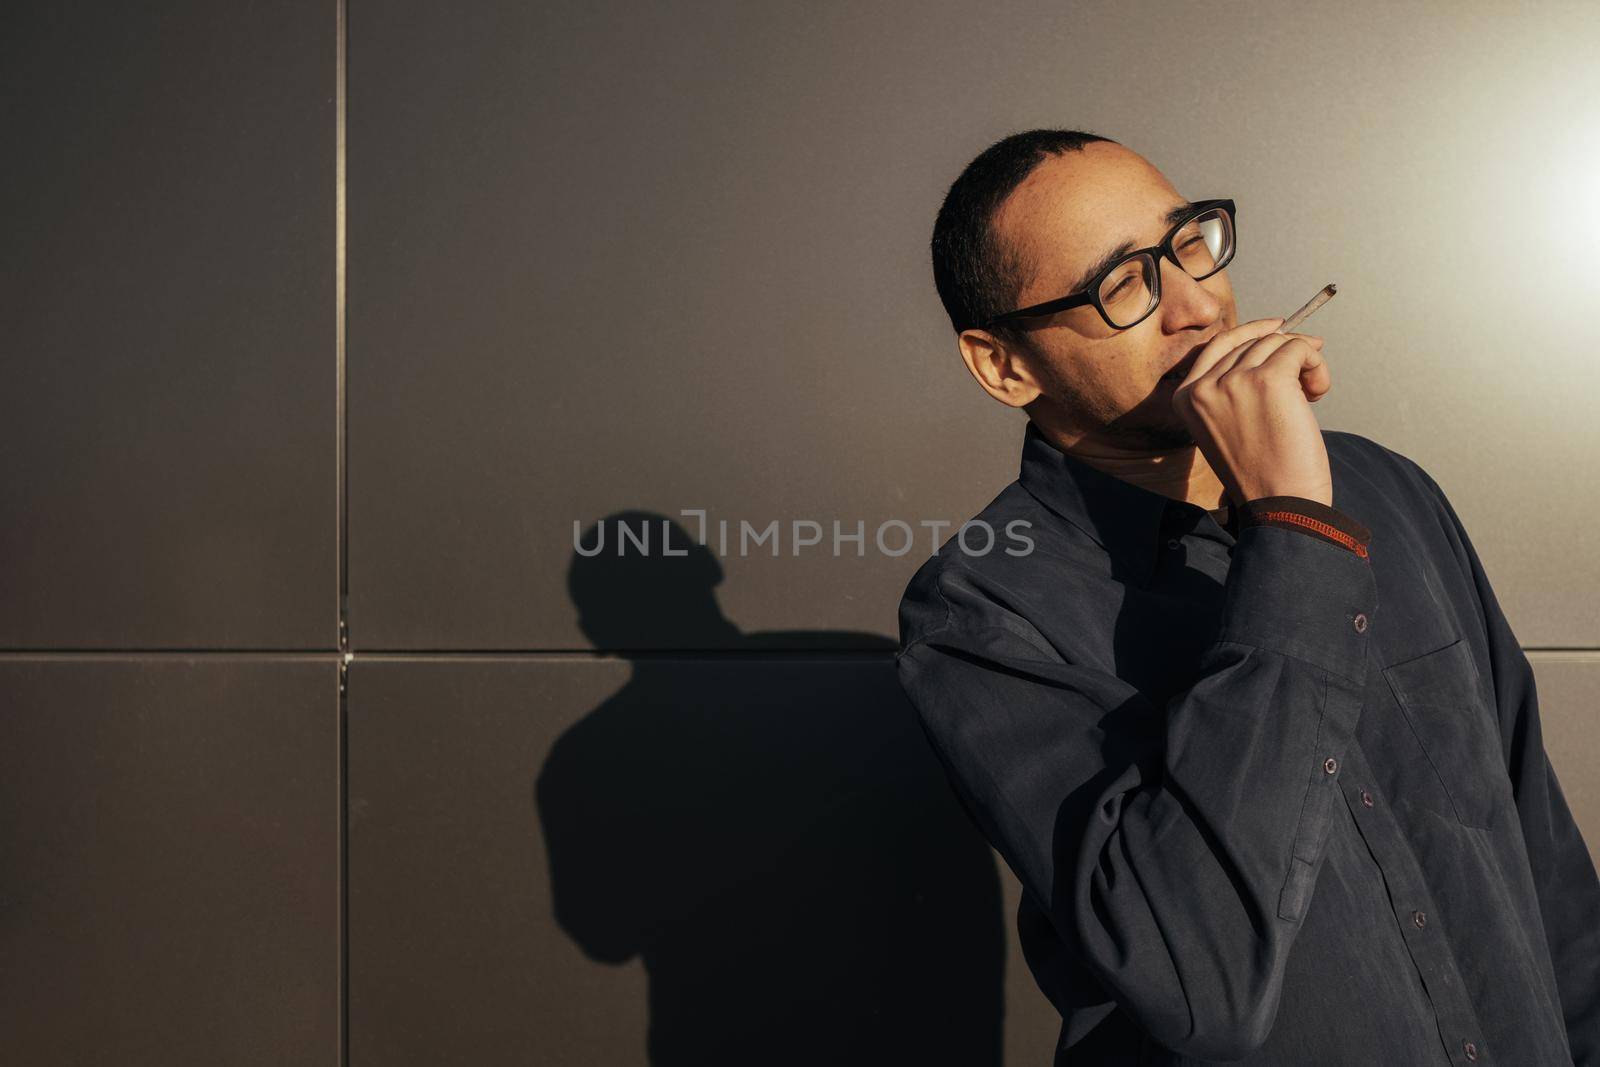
left=1157, top=257, right=1223, bottom=330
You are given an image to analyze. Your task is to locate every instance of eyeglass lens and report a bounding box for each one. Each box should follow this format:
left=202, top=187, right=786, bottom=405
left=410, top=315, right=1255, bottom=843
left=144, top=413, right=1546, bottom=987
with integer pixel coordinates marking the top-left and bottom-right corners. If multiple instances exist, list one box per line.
left=1097, top=207, right=1234, bottom=327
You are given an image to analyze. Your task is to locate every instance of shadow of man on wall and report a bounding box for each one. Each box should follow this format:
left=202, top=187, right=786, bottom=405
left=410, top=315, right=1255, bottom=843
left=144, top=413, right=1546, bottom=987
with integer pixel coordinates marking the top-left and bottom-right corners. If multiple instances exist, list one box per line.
left=536, top=511, right=1004, bottom=1065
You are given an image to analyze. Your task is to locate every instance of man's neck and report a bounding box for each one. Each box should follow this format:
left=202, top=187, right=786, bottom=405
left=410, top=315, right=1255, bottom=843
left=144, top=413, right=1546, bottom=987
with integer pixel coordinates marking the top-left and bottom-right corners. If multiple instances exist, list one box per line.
left=1037, top=421, right=1231, bottom=511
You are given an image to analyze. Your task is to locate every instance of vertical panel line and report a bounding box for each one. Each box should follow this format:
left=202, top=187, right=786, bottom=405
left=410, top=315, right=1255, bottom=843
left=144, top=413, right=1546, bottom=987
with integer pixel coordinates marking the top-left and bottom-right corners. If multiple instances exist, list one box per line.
left=335, top=0, right=349, bottom=1063
left=336, top=4, right=349, bottom=619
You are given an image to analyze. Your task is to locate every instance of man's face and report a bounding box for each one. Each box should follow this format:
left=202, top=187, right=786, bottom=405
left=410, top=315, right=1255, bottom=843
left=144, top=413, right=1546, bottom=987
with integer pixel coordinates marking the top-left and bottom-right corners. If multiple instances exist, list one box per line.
left=982, top=142, right=1238, bottom=450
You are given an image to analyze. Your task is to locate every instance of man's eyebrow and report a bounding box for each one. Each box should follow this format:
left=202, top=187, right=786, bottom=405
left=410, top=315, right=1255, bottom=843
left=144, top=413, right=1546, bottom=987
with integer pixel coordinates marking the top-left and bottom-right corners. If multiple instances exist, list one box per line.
left=1065, top=201, right=1196, bottom=294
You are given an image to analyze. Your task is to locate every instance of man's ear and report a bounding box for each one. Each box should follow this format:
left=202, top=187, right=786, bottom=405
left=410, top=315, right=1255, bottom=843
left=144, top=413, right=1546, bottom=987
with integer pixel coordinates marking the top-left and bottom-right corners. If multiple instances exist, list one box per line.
left=957, top=328, right=1042, bottom=409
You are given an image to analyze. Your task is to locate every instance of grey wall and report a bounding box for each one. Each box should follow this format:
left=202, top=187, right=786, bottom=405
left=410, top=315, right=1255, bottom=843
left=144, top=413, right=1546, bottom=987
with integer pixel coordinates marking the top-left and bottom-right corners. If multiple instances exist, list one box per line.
left=1, top=1, right=343, bottom=1063
left=2, top=1, right=1595, bottom=1064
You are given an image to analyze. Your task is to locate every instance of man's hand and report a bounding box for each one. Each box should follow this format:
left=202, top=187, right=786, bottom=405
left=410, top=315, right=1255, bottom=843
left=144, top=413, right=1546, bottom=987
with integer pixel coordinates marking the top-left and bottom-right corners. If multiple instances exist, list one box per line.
left=1169, top=317, right=1334, bottom=507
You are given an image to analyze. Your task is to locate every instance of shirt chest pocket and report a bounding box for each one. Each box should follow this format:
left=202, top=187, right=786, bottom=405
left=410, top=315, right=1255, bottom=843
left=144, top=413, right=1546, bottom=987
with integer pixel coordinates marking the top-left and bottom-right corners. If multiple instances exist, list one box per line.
left=1381, top=636, right=1511, bottom=830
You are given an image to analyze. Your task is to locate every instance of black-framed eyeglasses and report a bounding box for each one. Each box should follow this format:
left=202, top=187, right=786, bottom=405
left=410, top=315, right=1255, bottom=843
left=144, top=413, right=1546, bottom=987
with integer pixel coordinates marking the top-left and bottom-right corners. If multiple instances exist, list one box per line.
left=979, top=198, right=1236, bottom=332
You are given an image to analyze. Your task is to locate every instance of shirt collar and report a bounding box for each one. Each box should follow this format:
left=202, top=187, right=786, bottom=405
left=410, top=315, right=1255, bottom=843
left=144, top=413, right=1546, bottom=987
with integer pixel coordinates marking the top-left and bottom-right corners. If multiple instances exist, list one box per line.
left=1017, top=419, right=1216, bottom=588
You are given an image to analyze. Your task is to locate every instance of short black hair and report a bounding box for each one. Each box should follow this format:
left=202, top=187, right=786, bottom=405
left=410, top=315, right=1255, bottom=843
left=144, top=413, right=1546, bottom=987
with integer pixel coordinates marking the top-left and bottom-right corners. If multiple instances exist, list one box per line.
left=931, top=129, right=1117, bottom=348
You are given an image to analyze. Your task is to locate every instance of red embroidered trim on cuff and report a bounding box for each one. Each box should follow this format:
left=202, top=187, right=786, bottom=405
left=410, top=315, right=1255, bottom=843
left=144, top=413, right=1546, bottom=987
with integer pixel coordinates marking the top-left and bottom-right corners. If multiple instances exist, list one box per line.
left=1249, top=510, right=1370, bottom=558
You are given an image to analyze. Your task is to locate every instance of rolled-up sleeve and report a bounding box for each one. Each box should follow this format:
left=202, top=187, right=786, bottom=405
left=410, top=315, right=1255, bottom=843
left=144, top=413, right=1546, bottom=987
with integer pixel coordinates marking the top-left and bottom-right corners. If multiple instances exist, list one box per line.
left=1417, top=468, right=1600, bottom=1064
left=896, top=524, right=1377, bottom=1059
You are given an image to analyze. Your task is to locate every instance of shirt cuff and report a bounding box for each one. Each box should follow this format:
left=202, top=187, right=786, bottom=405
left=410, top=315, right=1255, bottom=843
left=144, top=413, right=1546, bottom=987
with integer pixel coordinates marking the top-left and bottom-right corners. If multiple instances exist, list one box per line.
left=1238, top=496, right=1372, bottom=559
left=1216, top=522, right=1378, bottom=683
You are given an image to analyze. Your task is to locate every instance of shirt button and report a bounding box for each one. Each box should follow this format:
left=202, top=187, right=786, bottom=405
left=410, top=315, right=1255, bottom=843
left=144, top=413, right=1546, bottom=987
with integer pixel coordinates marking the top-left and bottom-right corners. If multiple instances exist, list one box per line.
left=1323, top=756, right=1339, bottom=775
left=1352, top=612, right=1368, bottom=633
left=1463, top=1039, right=1478, bottom=1061
left=1166, top=538, right=1181, bottom=549
left=1360, top=789, right=1374, bottom=807
left=1412, top=910, right=1427, bottom=929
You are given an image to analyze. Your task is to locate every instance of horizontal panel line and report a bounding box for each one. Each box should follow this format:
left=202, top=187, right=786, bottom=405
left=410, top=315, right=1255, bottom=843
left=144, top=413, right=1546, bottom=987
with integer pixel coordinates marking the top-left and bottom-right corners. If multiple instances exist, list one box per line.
left=4, top=647, right=1597, bottom=659
left=0, top=649, right=341, bottom=658
left=0, top=648, right=897, bottom=659
left=345, top=648, right=898, bottom=659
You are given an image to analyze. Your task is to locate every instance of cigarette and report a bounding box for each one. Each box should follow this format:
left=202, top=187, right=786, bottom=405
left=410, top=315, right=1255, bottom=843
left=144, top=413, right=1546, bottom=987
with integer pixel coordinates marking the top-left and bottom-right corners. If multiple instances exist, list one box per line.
left=1277, top=283, right=1337, bottom=333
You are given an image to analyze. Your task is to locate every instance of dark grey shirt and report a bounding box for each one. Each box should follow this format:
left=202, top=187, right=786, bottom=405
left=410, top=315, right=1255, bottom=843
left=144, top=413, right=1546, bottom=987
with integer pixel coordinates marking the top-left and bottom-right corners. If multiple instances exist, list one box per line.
left=895, top=420, right=1600, bottom=1064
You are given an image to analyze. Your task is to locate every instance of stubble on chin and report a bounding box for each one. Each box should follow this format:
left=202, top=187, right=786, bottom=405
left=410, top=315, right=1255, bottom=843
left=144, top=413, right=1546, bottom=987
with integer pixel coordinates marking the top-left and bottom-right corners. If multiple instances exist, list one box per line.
left=1027, top=346, right=1198, bottom=453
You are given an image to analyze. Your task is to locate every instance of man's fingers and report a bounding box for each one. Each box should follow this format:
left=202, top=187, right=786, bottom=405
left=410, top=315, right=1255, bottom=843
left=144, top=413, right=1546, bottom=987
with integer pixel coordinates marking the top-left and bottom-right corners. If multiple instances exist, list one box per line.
left=1262, top=336, right=1333, bottom=398
left=1183, top=317, right=1283, bottom=385
left=1216, top=332, right=1298, bottom=382
left=1224, top=332, right=1323, bottom=376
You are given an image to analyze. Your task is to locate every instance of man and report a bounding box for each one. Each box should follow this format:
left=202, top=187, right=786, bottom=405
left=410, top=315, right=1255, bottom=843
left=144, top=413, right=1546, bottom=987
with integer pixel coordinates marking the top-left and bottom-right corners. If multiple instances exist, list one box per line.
left=895, top=129, right=1600, bottom=1064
